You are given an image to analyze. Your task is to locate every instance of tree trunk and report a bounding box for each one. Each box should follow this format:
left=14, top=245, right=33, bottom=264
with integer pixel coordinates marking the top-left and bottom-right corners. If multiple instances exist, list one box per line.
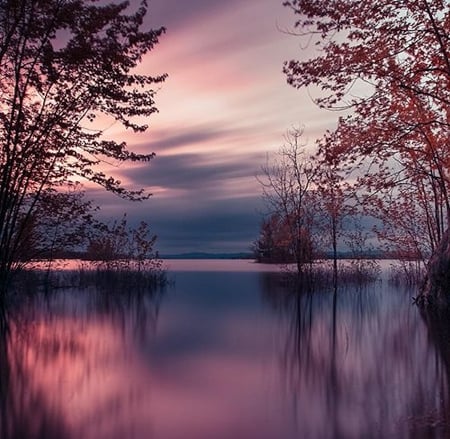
left=0, top=266, right=11, bottom=303
left=332, top=216, right=338, bottom=291
left=422, top=228, right=450, bottom=306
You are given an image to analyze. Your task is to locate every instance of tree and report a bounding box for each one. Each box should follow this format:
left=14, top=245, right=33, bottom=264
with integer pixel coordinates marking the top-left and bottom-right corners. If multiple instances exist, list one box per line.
left=253, top=214, right=284, bottom=263
left=283, top=0, right=450, bottom=302
left=368, top=174, right=439, bottom=262
left=257, top=127, right=317, bottom=272
left=15, top=183, right=97, bottom=264
left=253, top=212, right=313, bottom=264
left=314, top=160, right=348, bottom=287
left=86, top=213, right=163, bottom=276
left=0, top=0, right=166, bottom=290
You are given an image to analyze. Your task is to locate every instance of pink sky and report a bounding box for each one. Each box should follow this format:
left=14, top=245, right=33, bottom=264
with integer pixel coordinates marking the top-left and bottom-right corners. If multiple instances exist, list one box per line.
left=91, top=0, right=339, bottom=254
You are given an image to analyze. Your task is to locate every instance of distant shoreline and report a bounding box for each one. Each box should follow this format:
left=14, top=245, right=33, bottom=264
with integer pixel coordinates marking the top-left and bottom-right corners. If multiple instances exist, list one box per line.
left=160, top=252, right=254, bottom=260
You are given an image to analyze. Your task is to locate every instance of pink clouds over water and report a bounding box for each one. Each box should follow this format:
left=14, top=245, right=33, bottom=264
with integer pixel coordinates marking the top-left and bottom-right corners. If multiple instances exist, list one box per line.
left=86, top=0, right=339, bottom=254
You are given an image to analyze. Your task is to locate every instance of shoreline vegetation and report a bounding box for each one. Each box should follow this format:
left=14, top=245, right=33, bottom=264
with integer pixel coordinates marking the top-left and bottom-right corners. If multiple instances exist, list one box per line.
left=11, top=258, right=167, bottom=296
left=15, top=255, right=424, bottom=290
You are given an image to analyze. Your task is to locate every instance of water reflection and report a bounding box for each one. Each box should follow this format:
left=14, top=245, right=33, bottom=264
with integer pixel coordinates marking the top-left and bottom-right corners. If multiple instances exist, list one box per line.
left=261, top=274, right=450, bottom=438
left=2, top=265, right=450, bottom=438
left=418, top=306, right=450, bottom=436
left=0, top=285, right=163, bottom=439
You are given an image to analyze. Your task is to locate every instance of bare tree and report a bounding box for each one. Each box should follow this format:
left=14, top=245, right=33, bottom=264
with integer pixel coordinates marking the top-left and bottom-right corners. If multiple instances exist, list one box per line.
left=257, top=128, right=317, bottom=273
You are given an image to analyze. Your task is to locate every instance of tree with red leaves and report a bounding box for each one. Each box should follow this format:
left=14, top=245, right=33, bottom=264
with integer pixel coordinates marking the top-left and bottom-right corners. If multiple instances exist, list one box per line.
left=284, top=0, right=450, bottom=302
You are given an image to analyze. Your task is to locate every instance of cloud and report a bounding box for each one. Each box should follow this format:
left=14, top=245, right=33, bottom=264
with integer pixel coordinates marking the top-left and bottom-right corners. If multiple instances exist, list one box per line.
left=147, top=128, right=226, bottom=152
left=147, top=196, right=265, bottom=253
left=86, top=187, right=264, bottom=254
left=81, top=0, right=342, bottom=254
left=121, top=151, right=263, bottom=195
left=147, top=0, right=245, bottom=31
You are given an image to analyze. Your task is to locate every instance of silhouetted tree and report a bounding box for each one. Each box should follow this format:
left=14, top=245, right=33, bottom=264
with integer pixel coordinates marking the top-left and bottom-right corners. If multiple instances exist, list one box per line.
left=86, top=213, right=162, bottom=273
left=15, top=184, right=98, bottom=264
left=0, top=0, right=166, bottom=291
left=82, top=213, right=164, bottom=290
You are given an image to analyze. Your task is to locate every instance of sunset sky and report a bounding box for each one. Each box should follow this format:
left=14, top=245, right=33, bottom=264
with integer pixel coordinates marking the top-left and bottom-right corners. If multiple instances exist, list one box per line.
left=92, top=0, right=339, bottom=254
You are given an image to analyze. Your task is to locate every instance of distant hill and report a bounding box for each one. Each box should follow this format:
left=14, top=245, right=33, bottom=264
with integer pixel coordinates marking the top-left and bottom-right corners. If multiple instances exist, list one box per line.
left=160, top=252, right=254, bottom=260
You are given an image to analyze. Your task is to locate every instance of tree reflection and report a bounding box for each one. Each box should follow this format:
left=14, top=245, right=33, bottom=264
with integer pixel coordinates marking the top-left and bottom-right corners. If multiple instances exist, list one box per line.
left=418, top=306, right=450, bottom=436
left=261, top=273, right=450, bottom=438
left=0, top=283, right=164, bottom=439
left=0, top=325, right=70, bottom=439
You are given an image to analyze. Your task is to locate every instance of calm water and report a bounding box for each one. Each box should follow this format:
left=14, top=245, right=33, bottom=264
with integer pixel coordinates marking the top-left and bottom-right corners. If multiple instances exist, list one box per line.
left=1, top=259, right=449, bottom=438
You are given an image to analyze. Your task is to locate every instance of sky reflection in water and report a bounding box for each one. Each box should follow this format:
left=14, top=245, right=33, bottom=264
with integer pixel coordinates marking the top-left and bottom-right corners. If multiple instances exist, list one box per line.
left=1, top=261, right=449, bottom=438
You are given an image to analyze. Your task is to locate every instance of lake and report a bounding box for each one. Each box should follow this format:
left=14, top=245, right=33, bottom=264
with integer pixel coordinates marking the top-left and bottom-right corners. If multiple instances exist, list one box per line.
left=1, top=259, right=449, bottom=439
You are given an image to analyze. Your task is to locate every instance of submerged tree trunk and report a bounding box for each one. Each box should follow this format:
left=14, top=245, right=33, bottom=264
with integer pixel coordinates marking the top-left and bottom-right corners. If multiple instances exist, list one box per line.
left=422, top=228, right=450, bottom=306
